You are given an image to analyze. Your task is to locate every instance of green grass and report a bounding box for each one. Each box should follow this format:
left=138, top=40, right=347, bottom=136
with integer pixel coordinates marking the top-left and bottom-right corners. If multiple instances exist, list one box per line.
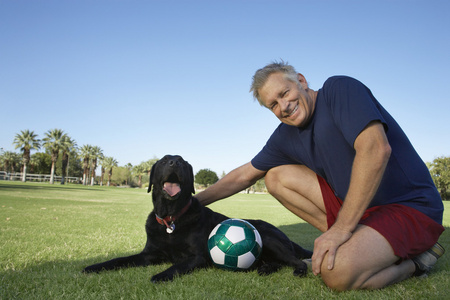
left=1, top=181, right=449, bottom=299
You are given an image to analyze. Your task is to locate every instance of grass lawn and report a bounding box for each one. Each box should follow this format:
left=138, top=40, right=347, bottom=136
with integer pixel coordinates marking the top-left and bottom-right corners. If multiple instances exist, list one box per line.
left=1, top=181, right=449, bottom=299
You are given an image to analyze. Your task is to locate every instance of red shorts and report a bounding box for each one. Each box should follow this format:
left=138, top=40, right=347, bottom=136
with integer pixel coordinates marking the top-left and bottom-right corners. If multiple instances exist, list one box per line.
left=317, top=175, right=445, bottom=260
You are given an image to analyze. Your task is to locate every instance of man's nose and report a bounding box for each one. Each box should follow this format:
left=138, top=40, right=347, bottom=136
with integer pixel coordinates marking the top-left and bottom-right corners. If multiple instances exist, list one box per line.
left=279, top=99, right=290, bottom=113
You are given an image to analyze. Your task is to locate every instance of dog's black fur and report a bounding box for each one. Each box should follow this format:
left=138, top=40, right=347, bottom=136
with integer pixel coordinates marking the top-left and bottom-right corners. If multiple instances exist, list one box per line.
left=84, top=155, right=312, bottom=282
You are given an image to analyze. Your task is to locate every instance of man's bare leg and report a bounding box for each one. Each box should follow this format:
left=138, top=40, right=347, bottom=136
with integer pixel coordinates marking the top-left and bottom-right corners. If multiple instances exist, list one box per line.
left=265, top=164, right=327, bottom=232
left=265, top=165, right=416, bottom=290
left=320, top=225, right=415, bottom=290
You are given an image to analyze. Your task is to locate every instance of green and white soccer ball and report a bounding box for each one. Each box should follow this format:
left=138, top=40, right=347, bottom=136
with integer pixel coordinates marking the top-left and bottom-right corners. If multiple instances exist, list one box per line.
left=207, top=218, right=263, bottom=271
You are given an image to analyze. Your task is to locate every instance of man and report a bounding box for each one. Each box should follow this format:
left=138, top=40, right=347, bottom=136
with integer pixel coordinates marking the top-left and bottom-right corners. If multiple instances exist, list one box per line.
left=195, top=61, right=445, bottom=290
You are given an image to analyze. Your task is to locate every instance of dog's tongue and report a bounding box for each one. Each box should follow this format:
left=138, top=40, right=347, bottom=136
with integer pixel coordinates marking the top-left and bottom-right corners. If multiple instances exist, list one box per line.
left=163, top=182, right=181, bottom=197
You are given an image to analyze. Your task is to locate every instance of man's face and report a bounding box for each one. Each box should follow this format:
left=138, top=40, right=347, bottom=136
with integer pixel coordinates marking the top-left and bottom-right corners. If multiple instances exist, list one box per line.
left=258, top=72, right=315, bottom=127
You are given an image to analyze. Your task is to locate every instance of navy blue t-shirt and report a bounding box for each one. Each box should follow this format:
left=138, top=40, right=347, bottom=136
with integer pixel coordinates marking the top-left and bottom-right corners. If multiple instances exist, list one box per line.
left=252, top=76, right=443, bottom=224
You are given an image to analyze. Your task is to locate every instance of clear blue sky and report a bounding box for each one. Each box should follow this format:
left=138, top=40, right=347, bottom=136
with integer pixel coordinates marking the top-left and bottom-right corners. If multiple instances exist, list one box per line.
left=1, top=0, right=449, bottom=175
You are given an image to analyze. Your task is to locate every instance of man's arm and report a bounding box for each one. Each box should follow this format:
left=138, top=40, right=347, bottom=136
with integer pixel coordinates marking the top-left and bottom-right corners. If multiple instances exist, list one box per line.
left=312, top=121, right=392, bottom=275
left=195, top=162, right=267, bottom=206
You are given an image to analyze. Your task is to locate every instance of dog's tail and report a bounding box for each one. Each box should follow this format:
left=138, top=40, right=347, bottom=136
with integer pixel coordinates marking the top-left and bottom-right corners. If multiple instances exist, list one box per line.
left=292, top=242, right=313, bottom=259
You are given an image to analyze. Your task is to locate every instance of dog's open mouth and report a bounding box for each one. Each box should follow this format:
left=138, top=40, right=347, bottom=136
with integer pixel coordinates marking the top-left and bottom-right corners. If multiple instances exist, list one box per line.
left=163, top=182, right=181, bottom=197
left=163, top=173, right=181, bottom=197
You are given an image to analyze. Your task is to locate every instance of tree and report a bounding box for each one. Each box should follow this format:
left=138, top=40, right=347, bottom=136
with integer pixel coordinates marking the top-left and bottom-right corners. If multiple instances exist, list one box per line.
left=100, top=156, right=118, bottom=186
left=1, top=151, right=20, bottom=179
left=13, top=130, right=41, bottom=182
left=253, top=178, right=267, bottom=193
left=125, top=163, right=133, bottom=186
left=429, top=156, right=450, bottom=200
left=42, top=129, right=67, bottom=184
left=79, top=145, right=93, bottom=185
left=89, top=146, right=104, bottom=186
left=143, top=158, right=158, bottom=176
left=110, top=166, right=131, bottom=186
left=30, top=152, right=52, bottom=174
left=28, top=153, right=40, bottom=173
left=195, top=169, right=219, bottom=187
left=133, top=163, right=146, bottom=187
left=60, top=135, right=77, bottom=184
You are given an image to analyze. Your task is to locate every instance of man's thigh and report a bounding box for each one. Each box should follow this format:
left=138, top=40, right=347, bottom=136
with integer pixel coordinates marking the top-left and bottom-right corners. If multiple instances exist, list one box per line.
left=265, top=164, right=327, bottom=231
left=266, top=164, right=325, bottom=212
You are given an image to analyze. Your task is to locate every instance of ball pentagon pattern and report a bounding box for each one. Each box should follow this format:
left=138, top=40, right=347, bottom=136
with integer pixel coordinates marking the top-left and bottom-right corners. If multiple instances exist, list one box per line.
left=207, top=219, right=263, bottom=271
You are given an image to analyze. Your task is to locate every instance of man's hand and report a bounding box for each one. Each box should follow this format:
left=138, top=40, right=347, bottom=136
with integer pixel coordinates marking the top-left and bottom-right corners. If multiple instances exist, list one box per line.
left=311, top=225, right=352, bottom=275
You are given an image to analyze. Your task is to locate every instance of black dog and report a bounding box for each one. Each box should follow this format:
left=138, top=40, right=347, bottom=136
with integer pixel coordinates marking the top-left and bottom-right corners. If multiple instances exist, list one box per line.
left=84, top=155, right=312, bottom=282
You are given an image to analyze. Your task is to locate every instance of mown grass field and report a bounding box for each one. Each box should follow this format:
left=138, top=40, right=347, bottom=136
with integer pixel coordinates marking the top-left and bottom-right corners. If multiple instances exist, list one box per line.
left=1, top=181, right=449, bottom=299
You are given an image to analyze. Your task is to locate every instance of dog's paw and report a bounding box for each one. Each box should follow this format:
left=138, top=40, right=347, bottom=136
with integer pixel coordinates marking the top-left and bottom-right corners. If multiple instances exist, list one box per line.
left=257, top=263, right=282, bottom=276
left=293, top=266, right=307, bottom=277
left=151, top=272, right=174, bottom=283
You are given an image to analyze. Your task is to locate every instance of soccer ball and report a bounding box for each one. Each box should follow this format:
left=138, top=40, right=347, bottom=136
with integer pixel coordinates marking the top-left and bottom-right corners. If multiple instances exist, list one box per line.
left=208, top=218, right=263, bottom=271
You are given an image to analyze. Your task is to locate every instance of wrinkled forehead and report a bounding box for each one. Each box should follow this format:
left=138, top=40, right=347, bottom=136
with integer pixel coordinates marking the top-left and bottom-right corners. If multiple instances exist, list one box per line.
left=258, top=73, right=292, bottom=104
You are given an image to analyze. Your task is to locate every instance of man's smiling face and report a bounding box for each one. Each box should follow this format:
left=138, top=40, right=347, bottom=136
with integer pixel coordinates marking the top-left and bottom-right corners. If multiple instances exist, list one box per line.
left=258, top=72, right=316, bottom=128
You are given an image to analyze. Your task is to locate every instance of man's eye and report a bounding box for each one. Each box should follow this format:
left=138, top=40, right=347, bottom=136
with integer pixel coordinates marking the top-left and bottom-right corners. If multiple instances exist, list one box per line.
left=270, top=103, right=278, bottom=111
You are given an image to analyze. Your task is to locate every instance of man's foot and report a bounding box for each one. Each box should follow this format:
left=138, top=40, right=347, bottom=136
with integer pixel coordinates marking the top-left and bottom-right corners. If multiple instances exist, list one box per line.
left=412, top=242, right=445, bottom=277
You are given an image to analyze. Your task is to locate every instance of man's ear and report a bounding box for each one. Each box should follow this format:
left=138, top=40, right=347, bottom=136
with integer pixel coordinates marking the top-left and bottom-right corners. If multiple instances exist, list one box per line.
left=297, top=73, right=309, bottom=89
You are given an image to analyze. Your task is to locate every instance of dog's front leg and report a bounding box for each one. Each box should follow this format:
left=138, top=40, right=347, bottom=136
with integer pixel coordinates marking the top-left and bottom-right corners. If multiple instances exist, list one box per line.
left=83, top=252, right=162, bottom=273
left=151, top=256, right=208, bottom=283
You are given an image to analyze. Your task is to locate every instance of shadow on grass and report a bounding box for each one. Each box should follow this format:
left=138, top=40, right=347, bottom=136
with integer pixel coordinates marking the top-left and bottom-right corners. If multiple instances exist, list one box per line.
left=278, top=223, right=321, bottom=251
left=0, top=181, right=104, bottom=192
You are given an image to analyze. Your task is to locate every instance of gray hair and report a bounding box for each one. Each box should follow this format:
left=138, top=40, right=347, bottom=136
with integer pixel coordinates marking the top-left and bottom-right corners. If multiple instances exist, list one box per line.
left=250, top=60, right=299, bottom=106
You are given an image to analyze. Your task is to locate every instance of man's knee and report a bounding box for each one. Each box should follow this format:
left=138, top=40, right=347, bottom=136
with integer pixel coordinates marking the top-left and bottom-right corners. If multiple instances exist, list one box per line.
left=265, top=164, right=314, bottom=194
left=320, top=260, right=361, bottom=291
left=319, top=226, right=400, bottom=291
left=321, top=268, right=355, bottom=291
left=265, top=166, right=283, bottom=194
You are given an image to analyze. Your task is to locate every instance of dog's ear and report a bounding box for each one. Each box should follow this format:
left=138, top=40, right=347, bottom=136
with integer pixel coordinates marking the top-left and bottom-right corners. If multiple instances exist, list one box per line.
left=148, top=162, right=157, bottom=193
left=188, top=163, right=195, bottom=194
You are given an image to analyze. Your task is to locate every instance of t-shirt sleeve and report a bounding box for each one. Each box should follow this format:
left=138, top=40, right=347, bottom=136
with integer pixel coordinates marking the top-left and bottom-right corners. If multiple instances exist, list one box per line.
left=324, top=76, right=388, bottom=146
left=251, top=125, right=298, bottom=171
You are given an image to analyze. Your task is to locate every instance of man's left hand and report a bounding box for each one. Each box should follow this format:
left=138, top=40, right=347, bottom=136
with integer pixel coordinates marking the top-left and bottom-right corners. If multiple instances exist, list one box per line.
left=311, top=225, right=352, bottom=275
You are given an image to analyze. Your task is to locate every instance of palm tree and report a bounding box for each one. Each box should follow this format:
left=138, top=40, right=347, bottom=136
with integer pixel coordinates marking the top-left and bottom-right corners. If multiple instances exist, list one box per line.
left=99, top=157, right=106, bottom=186
left=90, top=146, right=103, bottom=186
left=60, top=135, right=77, bottom=184
left=143, top=158, right=158, bottom=176
left=2, top=151, right=20, bottom=179
left=29, top=154, right=40, bottom=174
left=101, top=156, right=118, bottom=186
left=42, top=129, right=67, bottom=184
left=125, top=163, right=133, bottom=186
left=79, top=145, right=93, bottom=185
left=13, top=130, right=41, bottom=182
left=133, top=163, right=146, bottom=188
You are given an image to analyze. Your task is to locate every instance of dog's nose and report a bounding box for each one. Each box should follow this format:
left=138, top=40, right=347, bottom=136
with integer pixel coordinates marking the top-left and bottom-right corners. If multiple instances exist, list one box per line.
left=169, top=160, right=178, bottom=167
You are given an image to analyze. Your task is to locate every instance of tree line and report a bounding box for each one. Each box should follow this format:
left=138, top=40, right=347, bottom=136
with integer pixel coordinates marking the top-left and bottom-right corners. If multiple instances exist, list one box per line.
left=2, top=129, right=449, bottom=198
left=1, top=129, right=220, bottom=188
left=0, top=129, right=151, bottom=187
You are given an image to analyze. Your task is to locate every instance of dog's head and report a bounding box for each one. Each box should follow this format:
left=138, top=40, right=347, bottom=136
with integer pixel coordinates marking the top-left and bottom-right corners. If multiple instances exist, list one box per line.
left=148, top=155, right=195, bottom=201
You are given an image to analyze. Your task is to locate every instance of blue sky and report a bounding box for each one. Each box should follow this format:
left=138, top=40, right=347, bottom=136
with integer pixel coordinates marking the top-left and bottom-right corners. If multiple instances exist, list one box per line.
left=1, top=0, right=449, bottom=175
